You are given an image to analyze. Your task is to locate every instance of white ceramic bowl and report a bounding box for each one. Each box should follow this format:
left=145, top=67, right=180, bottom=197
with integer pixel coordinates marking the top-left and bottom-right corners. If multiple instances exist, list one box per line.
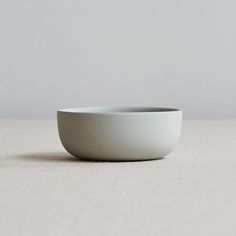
left=57, top=107, right=182, bottom=161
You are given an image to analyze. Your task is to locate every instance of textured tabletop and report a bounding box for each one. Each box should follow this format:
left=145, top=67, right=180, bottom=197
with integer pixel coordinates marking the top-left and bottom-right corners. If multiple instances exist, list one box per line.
left=0, top=120, right=236, bottom=236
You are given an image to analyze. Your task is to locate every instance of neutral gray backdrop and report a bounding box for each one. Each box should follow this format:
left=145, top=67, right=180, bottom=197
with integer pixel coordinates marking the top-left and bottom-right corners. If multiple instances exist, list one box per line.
left=1, top=0, right=235, bottom=118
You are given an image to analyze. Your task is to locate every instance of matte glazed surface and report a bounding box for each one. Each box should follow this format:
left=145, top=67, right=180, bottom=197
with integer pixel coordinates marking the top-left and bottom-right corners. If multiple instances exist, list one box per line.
left=57, top=107, right=182, bottom=161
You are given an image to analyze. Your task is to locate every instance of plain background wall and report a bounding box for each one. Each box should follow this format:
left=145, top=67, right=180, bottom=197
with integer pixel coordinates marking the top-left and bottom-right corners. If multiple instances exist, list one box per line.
left=1, top=0, right=235, bottom=118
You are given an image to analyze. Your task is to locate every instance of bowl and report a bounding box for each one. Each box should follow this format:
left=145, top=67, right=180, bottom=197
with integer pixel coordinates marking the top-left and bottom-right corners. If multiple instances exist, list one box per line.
left=57, top=107, right=182, bottom=161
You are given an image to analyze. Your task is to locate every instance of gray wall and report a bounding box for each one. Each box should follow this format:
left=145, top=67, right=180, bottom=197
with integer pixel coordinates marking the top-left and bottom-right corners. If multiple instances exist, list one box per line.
left=1, top=0, right=236, bottom=118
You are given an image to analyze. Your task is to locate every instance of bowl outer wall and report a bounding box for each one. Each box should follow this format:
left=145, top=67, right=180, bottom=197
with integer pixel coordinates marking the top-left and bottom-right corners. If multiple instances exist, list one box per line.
left=57, top=110, right=182, bottom=161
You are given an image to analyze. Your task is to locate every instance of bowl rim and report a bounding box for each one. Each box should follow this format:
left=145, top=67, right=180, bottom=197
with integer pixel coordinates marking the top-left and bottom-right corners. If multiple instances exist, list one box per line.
left=58, top=106, right=182, bottom=115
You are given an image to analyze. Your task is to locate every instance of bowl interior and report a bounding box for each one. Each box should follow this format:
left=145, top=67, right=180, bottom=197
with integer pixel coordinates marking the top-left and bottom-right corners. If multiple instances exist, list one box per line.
left=58, top=107, right=180, bottom=114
